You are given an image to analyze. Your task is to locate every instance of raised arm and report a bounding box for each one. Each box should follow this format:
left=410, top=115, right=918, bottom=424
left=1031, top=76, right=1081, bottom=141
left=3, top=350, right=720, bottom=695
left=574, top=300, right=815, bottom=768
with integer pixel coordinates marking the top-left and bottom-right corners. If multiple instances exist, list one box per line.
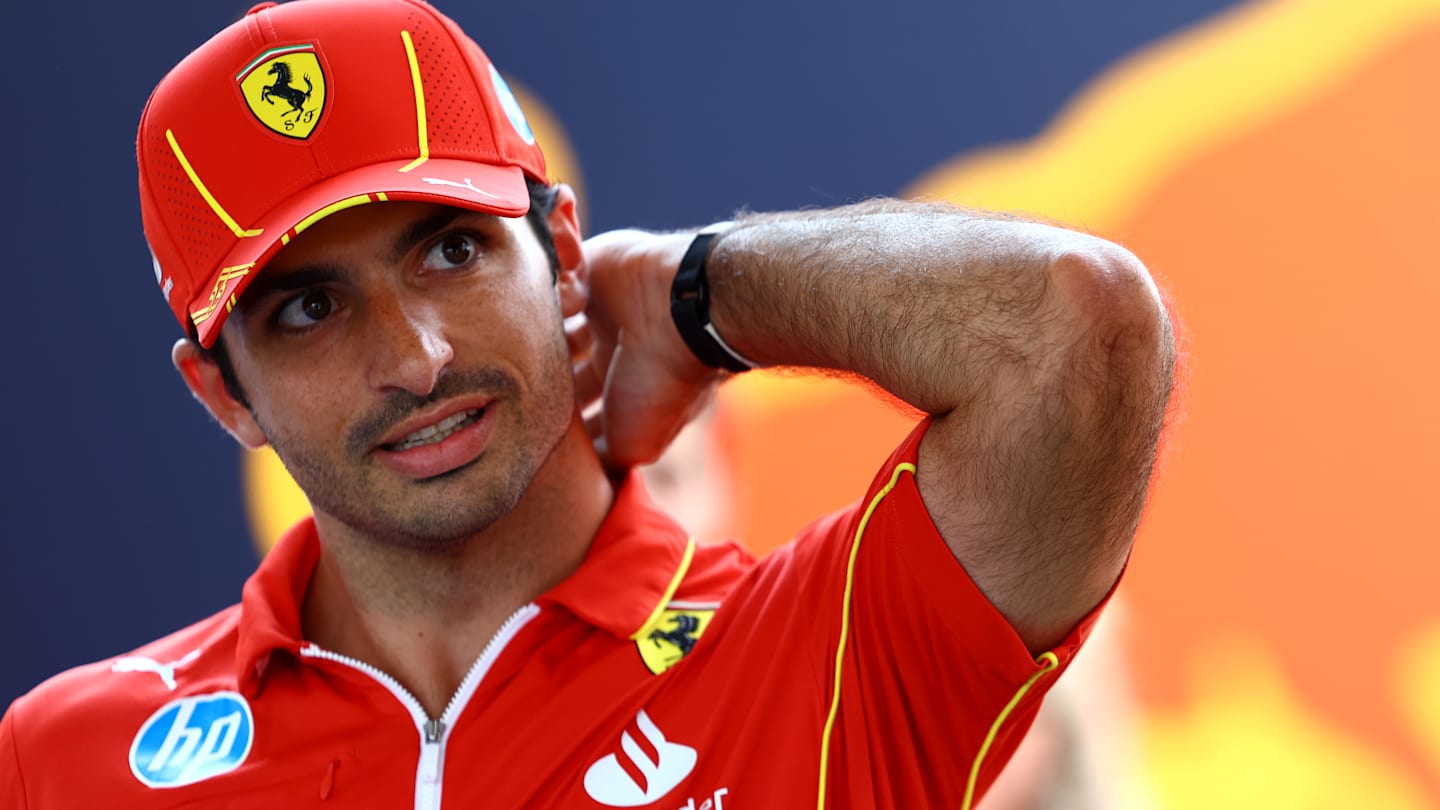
left=580, top=199, right=1176, bottom=654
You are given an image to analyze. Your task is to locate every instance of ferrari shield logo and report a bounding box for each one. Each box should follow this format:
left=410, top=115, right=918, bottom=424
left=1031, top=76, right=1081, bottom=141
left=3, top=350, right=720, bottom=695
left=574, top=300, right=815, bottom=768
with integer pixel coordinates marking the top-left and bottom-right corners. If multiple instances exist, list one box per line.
left=237, top=45, right=327, bottom=139
left=637, top=608, right=715, bottom=676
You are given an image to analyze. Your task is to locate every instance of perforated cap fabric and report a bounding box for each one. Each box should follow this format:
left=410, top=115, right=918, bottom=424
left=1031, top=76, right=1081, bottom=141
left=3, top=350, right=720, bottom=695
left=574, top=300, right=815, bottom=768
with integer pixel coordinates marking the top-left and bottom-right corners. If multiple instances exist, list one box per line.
left=137, top=0, right=548, bottom=347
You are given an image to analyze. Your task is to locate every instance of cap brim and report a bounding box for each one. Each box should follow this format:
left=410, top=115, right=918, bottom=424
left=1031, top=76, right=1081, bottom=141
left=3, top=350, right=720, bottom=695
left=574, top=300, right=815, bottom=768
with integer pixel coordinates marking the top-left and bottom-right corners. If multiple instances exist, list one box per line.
left=190, top=158, right=531, bottom=347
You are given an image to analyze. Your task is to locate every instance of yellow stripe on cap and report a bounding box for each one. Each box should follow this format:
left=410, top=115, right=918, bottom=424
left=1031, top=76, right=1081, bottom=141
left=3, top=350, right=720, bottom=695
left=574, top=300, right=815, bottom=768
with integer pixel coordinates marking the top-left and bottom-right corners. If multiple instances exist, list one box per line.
left=207, top=263, right=254, bottom=302
left=190, top=301, right=218, bottom=326
left=398, top=30, right=430, bottom=174
left=192, top=263, right=255, bottom=327
left=165, top=130, right=263, bottom=239
left=281, top=195, right=382, bottom=246
left=293, top=195, right=377, bottom=237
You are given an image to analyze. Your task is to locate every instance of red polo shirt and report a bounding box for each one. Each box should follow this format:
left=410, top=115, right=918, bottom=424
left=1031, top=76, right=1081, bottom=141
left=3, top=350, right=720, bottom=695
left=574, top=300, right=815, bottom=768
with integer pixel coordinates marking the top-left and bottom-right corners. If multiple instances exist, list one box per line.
left=1, top=422, right=1105, bottom=808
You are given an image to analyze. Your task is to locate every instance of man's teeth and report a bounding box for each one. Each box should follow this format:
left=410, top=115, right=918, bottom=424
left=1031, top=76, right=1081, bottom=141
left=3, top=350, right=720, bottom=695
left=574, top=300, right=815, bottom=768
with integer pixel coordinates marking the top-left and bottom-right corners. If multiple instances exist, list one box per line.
left=391, top=409, right=482, bottom=451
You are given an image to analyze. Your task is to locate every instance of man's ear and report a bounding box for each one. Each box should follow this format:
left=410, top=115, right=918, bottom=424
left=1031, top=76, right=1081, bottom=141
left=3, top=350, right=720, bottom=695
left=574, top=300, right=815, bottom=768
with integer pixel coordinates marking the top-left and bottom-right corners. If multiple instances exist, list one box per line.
left=546, top=184, right=587, bottom=318
left=171, top=338, right=269, bottom=450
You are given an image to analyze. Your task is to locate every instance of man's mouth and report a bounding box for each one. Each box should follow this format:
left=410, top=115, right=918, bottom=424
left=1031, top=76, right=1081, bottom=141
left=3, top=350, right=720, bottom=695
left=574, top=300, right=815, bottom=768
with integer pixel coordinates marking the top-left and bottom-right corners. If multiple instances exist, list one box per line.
left=385, top=408, right=485, bottom=452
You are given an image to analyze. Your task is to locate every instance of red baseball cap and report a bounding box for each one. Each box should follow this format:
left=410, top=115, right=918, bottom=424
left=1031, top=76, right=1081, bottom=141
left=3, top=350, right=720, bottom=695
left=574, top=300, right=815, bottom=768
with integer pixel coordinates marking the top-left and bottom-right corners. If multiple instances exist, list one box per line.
left=138, top=0, right=549, bottom=348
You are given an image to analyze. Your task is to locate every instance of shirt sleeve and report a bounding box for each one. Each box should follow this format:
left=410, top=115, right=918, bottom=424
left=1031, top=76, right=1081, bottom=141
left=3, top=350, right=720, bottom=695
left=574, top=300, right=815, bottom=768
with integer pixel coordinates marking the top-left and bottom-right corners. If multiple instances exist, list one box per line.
left=1, top=701, right=30, bottom=810
left=784, top=418, right=1114, bottom=806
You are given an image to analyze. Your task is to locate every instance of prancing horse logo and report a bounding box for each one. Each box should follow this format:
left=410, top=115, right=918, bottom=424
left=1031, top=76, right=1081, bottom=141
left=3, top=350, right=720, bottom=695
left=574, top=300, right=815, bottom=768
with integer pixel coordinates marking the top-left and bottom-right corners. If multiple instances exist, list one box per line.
left=237, top=44, right=328, bottom=139
left=260, top=61, right=313, bottom=119
left=650, top=614, right=700, bottom=657
left=636, top=607, right=716, bottom=675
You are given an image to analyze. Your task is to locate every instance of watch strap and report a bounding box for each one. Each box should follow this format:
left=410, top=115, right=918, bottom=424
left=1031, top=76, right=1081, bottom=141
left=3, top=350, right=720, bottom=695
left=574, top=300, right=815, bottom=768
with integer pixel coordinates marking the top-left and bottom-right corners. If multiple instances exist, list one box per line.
left=669, top=222, right=757, bottom=372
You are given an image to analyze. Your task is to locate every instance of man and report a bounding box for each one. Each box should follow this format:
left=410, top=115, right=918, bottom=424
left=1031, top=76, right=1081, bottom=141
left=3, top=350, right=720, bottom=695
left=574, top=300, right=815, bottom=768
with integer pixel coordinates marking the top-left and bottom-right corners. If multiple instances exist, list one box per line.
left=0, top=0, right=1175, bottom=807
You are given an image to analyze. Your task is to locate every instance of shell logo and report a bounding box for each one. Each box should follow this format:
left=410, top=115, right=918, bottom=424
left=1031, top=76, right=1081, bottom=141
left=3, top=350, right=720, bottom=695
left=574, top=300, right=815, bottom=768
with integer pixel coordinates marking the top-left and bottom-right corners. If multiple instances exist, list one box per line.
left=245, top=4, right=1440, bottom=805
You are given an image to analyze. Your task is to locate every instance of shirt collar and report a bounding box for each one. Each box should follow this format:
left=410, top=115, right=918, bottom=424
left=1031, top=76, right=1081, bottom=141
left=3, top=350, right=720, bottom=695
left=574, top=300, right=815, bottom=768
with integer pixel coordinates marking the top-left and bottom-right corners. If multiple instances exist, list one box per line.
left=538, top=472, right=694, bottom=641
left=234, top=473, right=692, bottom=694
left=235, top=516, right=320, bottom=697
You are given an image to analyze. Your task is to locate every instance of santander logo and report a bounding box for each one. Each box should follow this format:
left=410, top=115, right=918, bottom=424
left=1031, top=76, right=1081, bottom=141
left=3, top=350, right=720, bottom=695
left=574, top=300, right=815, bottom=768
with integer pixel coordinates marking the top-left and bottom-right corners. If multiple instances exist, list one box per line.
left=583, top=709, right=697, bottom=807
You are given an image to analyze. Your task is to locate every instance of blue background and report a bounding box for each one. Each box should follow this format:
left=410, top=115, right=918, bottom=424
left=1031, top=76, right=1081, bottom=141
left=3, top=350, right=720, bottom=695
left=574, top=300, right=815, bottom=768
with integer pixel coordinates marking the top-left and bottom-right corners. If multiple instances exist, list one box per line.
left=0, top=0, right=1239, bottom=708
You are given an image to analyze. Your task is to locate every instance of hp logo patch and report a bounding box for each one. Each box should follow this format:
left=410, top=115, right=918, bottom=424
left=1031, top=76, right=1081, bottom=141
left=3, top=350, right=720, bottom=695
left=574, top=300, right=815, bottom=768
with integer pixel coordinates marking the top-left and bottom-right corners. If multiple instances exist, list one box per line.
left=128, top=691, right=254, bottom=788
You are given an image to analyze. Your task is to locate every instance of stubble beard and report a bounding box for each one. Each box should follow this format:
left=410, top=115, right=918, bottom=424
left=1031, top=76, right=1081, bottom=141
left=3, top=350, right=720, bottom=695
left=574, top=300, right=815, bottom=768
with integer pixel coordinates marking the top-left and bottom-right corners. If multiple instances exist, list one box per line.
left=257, top=358, right=575, bottom=556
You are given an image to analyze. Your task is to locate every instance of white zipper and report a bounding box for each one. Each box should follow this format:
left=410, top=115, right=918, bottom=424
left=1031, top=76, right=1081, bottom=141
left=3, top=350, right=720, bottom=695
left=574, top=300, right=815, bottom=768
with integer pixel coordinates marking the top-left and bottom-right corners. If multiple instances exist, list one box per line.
left=300, top=603, right=542, bottom=810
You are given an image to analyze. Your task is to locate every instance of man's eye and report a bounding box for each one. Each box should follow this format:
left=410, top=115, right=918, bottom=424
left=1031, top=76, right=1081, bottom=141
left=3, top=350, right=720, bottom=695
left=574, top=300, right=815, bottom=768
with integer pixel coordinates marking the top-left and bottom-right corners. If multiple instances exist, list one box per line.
left=275, top=290, right=336, bottom=329
left=426, top=234, right=479, bottom=270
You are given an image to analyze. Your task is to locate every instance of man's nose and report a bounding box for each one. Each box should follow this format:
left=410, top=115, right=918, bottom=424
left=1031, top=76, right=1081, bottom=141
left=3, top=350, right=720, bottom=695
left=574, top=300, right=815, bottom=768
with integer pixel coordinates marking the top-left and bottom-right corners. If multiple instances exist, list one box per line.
left=365, top=293, right=454, bottom=396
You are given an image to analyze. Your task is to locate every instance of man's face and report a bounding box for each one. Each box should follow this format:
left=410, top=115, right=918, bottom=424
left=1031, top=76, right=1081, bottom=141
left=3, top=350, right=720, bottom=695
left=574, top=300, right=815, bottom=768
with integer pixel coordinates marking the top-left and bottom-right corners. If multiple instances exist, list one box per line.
left=215, top=200, right=579, bottom=551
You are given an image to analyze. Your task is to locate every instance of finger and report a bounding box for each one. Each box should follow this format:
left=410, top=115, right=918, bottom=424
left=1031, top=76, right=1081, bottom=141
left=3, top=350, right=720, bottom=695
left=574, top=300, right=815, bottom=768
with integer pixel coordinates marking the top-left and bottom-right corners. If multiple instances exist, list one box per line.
left=564, top=312, right=592, bottom=358
left=581, top=228, right=651, bottom=265
left=607, top=376, right=721, bottom=469
left=599, top=380, right=694, bottom=469
left=584, top=403, right=604, bottom=442
left=571, top=356, right=606, bottom=410
left=592, top=435, right=626, bottom=475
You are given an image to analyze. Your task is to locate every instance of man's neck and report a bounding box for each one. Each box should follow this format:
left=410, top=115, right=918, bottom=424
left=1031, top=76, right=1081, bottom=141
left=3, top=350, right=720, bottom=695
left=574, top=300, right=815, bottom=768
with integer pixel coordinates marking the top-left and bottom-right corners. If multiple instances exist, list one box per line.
left=300, top=419, right=613, bottom=716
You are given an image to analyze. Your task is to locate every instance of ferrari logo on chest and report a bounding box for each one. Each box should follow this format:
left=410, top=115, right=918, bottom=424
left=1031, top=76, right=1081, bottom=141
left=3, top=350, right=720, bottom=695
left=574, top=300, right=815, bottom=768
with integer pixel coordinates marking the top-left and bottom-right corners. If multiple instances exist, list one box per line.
left=237, top=44, right=327, bottom=139
left=637, top=608, right=715, bottom=675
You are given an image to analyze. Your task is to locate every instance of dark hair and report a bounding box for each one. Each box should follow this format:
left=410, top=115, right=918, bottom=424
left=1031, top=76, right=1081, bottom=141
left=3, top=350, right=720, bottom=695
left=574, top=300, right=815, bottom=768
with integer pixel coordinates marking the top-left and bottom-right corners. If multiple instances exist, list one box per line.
left=199, top=177, right=561, bottom=407
left=525, top=177, right=561, bottom=279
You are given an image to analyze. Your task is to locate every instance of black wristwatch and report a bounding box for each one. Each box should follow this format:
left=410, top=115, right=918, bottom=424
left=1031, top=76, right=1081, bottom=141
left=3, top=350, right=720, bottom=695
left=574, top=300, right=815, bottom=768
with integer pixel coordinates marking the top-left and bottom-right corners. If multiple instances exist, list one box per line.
left=669, top=222, right=757, bottom=373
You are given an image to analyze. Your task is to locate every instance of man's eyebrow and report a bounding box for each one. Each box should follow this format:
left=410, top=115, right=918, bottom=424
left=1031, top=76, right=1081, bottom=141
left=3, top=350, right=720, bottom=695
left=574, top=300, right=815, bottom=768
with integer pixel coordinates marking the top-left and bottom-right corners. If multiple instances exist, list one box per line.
left=237, top=207, right=492, bottom=313
left=391, top=207, right=485, bottom=263
left=239, top=265, right=344, bottom=309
